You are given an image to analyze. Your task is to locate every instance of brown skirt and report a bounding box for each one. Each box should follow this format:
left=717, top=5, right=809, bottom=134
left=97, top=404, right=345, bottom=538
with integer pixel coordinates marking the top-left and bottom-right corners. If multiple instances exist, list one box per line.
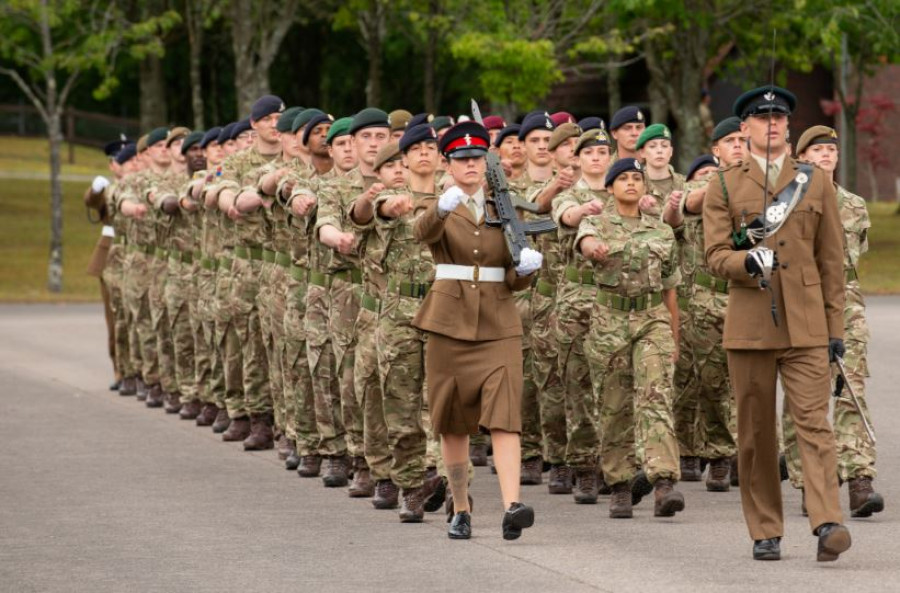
left=424, top=332, right=523, bottom=435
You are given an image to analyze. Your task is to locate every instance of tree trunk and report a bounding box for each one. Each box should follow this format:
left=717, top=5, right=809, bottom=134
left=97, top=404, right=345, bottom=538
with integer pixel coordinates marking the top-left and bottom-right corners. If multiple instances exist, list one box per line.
left=185, top=1, right=205, bottom=129
left=844, top=103, right=859, bottom=193
left=606, top=60, right=621, bottom=119
left=47, top=111, right=63, bottom=293
left=423, top=21, right=437, bottom=113
left=139, top=55, right=168, bottom=129
left=361, top=0, right=384, bottom=107
left=646, top=74, right=669, bottom=126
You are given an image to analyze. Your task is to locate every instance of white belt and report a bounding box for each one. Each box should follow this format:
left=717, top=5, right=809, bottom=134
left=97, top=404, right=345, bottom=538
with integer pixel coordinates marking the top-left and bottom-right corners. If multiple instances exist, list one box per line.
left=102, top=225, right=115, bottom=238
left=434, top=264, right=505, bottom=282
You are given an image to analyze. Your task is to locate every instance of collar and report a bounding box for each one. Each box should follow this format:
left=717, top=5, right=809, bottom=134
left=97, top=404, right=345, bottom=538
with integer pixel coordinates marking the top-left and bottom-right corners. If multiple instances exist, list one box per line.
left=460, top=187, right=485, bottom=206
left=749, top=151, right=786, bottom=176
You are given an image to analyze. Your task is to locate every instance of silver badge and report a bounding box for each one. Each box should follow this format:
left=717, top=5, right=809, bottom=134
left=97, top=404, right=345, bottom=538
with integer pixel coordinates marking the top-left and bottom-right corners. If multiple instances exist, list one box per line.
left=795, top=172, right=808, bottom=184
left=634, top=159, right=642, bottom=171
left=636, top=111, right=644, bottom=121
left=764, top=91, right=775, bottom=102
left=766, top=202, right=788, bottom=224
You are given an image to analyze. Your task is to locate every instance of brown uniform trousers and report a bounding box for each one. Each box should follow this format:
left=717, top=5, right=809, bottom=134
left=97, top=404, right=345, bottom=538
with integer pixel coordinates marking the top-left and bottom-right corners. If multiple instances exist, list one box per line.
left=84, top=185, right=118, bottom=380
left=704, top=157, right=845, bottom=541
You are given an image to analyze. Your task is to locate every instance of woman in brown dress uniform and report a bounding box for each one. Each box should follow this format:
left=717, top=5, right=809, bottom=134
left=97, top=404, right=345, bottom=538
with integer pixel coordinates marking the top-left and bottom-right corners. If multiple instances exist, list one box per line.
left=413, top=122, right=543, bottom=540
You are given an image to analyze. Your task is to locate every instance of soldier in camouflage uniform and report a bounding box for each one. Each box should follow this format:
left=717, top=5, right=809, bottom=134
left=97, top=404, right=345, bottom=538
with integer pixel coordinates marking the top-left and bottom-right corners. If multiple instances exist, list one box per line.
left=782, top=125, right=883, bottom=518
left=576, top=158, right=685, bottom=520
left=552, top=129, right=613, bottom=503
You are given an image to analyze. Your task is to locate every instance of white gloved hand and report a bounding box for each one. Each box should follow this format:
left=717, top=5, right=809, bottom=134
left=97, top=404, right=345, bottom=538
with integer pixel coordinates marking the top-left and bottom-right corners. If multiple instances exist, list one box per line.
left=515, top=247, right=543, bottom=276
left=91, top=175, right=110, bottom=193
left=438, top=186, right=465, bottom=215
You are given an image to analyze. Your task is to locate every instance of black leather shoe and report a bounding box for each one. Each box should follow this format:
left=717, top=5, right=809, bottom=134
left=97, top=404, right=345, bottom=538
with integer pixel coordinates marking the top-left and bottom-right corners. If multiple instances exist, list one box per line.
left=817, top=523, right=851, bottom=562
left=448, top=511, right=471, bottom=540
left=502, top=502, right=534, bottom=541
left=753, top=537, right=781, bottom=560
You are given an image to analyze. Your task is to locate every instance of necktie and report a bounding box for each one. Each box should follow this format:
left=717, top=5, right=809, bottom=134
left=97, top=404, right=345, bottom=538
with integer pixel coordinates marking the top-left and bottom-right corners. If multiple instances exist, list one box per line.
left=466, top=199, right=481, bottom=224
left=767, top=161, right=780, bottom=184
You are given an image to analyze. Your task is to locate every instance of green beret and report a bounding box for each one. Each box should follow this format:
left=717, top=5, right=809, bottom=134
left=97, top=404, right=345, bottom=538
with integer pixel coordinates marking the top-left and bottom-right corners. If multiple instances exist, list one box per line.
left=350, top=107, right=390, bottom=135
left=146, top=127, right=170, bottom=148
left=180, top=131, right=205, bottom=155
left=430, top=115, right=455, bottom=132
left=277, top=107, right=304, bottom=133
left=711, top=116, right=742, bottom=143
left=292, top=108, right=325, bottom=134
left=636, top=123, right=672, bottom=150
left=325, top=117, right=353, bottom=145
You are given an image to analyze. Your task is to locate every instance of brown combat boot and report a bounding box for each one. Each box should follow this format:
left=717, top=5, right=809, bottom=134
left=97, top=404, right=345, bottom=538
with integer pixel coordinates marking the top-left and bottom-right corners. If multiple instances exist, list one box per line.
left=275, top=435, right=293, bottom=461
left=179, top=400, right=202, bottom=420
left=195, top=403, right=219, bottom=427
left=145, top=384, right=164, bottom=408
left=680, top=456, right=702, bottom=481
left=348, top=457, right=375, bottom=497
left=423, top=468, right=446, bottom=513
left=164, top=391, right=182, bottom=414
left=136, top=377, right=148, bottom=401
left=372, top=479, right=400, bottom=509
left=297, top=454, right=323, bottom=478
left=848, top=477, right=884, bottom=518
left=548, top=464, right=573, bottom=494
left=222, top=416, right=251, bottom=441
left=469, top=443, right=488, bottom=466
left=211, top=408, right=231, bottom=433
left=520, top=456, right=543, bottom=485
left=573, top=468, right=599, bottom=504
left=322, top=455, right=350, bottom=488
left=119, top=376, right=137, bottom=396
left=706, top=457, right=731, bottom=492
left=243, top=414, right=275, bottom=450
left=653, top=478, right=685, bottom=517
left=609, top=482, right=633, bottom=518
left=399, top=487, right=429, bottom=523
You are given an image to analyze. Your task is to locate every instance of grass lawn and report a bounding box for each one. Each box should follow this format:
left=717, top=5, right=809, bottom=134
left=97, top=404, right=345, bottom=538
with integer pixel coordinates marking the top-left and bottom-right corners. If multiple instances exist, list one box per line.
left=859, top=202, right=900, bottom=295
left=0, top=136, right=110, bottom=175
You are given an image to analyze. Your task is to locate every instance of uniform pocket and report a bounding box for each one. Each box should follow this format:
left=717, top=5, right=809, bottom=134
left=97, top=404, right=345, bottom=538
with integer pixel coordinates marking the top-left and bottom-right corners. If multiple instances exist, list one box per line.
left=802, top=264, right=828, bottom=338
left=797, top=200, right=823, bottom=240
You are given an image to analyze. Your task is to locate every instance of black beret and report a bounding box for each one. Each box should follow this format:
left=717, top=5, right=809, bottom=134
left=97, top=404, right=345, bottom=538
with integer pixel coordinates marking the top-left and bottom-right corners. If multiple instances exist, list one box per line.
left=604, top=158, right=643, bottom=188
left=114, top=143, right=137, bottom=165
left=577, top=116, right=605, bottom=132
left=146, top=127, right=170, bottom=148
left=408, top=113, right=434, bottom=128
left=292, top=108, right=325, bottom=134
left=103, top=135, right=128, bottom=157
left=276, top=107, right=304, bottom=133
left=609, top=106, right=646, bottom=131
left=518, top=112, right=555, bottom=140
left=216, top=123, right=236, bottom=145
left=201, top=127, right=222, bottom=148
left=250, top=94, right=285, bottom=121
left=686, top=154, right=719, bottom=181
left=430, top=115, right=455, bottom=132
left=733, top=86, right=797, bottom=120
left=350, top=107, right=390, bottom=135
left=711, top=116, right=743, bottom=143
left=230, top=118, right=252, bottom=140
left=180, top=130, right=206, bottom=155
left=302, top=113, right=335, bottom=145
left=494, top=124, right=521, bottom=147
left=439, top=121, right=490, bottom=159
left=399, top=123, right=439, bottom=152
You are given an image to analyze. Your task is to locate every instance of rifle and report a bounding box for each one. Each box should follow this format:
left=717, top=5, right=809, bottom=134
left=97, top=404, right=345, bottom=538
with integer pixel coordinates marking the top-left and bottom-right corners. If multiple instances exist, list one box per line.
left=470, top=99, right=557, bottom=265
left=833, top=356, right=876, bottom=445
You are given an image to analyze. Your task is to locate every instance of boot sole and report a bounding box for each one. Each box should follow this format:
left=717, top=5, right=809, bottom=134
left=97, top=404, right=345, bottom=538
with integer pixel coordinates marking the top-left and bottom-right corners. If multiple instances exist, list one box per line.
left=399, top=514, right=424, bottom=523
left=372, top=501, right=399, bottom=510
left=609, top=510, right=633, bottom=519
left=502, top=506, right=534, bottom=540
left=851, top=494, right=884, bottom=518
left=323, top=479, right=349, bottom=488
left=655, top=495, right=685, bottom=517
left=297, top=470, right=321, bottom=478
left=706, top=481, right=730, bottom=493
left=348, top=489, right=375, bottom=498
left=574, top=496, right=598, bottom=505
left=753, top=551, right=781, bottom=561
left=818, top=527, right=851, bottom=561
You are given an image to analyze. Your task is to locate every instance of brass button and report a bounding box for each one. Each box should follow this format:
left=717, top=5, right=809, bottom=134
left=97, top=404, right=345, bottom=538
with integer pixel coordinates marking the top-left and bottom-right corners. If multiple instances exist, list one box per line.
left=474, top=231, right=480, bottom=236
left=471, top=284, right=476, bottom=289
left=781, top=263, right=789, bottom=270
left=778, top=240, right=786, bottom=246
left=473, top=249, right=479, bottom=254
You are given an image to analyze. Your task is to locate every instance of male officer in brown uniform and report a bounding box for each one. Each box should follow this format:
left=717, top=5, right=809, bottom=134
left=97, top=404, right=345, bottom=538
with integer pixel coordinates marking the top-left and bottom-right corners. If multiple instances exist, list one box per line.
left=703, top=86, right=851, bottom=562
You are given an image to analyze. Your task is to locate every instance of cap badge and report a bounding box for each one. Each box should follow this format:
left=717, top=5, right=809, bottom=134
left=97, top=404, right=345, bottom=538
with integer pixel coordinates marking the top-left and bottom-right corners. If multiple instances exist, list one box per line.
left=636, top=111, right=644, bottom=121
left=545, top=119, right=553, bottom=129
left=830, top=129, right=838, bottom=138
left=464, top=134, right=472, bottom=146
left=764, top=91, right=775, bottom=101
left=430, top=128, right=437, bottom=138
left=663, top=129, right=670, bottom=138
left=279, top=102, right=286, bottom=112
left=634, top=159, right=642, bottom=170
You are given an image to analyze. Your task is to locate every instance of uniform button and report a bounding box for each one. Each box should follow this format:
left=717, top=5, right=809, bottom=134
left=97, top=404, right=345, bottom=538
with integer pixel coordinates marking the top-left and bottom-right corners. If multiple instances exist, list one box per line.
left=471, top=284, right=476, bottom=289
left=778, top=240, right=786, bottom=246
left=781, top=263, right=789, bottom=269
left=474, top=231, right=480, bottom=236
left=473, top=249, right=479, bottom=254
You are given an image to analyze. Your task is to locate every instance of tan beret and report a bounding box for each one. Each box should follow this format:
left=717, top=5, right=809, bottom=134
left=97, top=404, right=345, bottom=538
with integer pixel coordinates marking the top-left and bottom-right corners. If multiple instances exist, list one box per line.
left=136, top=134, right=149, bottom=153
left=166, top=126, right=191, bottom=147
left=374, top=141, right=402, bottom=171
left=796, top=125, right=838, bottom=156
left=549, top=122, right=582, bottom=151
left=389, top=110, right=413, bottom=133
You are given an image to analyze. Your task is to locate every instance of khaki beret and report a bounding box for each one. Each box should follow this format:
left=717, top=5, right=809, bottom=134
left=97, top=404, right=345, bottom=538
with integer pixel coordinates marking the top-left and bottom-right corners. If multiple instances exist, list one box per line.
left=796, top=125, right=838, bottom=156
left=374, top=141, right=402, bottom=171
left=548, top=122, right=582, bottom=151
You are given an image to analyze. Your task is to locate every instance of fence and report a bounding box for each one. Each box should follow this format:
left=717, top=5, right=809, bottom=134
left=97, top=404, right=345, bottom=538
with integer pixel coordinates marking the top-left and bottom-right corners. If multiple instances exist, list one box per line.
left=0, top=103, right=140, bottom=164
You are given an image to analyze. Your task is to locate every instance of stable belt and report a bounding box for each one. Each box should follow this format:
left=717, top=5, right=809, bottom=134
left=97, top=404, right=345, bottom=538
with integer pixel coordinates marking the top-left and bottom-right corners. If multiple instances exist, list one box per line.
left=275, top=252, right=292, bottom=268
left=113, top=235, right=126, bottom=245
left=597, top=290, right=662, bottom=312
left=434, top=264, right=504, bottom=282
left=262, top=249, right=276, bottom=263
left=154, top=247, right=168, bottom=259
left=234, top=245, right=263, bottom=260
left=200, top=257, right=219, bottom=271
left=846, top=268, right=858, bottom=283
left=218, top=256, right=233, bottom=271
left=535, top=279, right=555, bottom=298
left=564, top=266, right=594, bottom=286
left=387, top=279, right=431, bottom=299
left=332, top=268, right=362, bottom=284
left=361, top=293, right=381, bottom=313
left=290, top=264, right=308, bottom=282
left=694, top=271, right=729, bottom=294
left=128, top=244, right=153, bottom=254
left=168, top=249, right=194, bottom=264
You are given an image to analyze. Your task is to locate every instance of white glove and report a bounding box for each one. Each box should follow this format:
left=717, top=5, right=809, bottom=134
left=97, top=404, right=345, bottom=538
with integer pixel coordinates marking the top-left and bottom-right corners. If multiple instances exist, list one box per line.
left=91, top=175, right=110, bottom=193
left=515, top=247, right=543, bottom=276
left=438, top=186, right=465, bottom=215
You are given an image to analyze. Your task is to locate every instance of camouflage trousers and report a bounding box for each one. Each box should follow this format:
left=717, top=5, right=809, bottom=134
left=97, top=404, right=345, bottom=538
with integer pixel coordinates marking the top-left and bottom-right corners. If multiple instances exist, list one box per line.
left=518, top=292, right=542, bottom=460
left=305, top=282, right=345, bottom=456
left=586, top=303, right=680, bottom=486
left=215, top=256, right=247, bottom=419
left=124, top=251, right=158, bottom=385
left=231, top=256, right=272, bottom=416
left=674, top=288, right=736, bottom=460
left=375, top=291, right=428, bottom=490
left=149, top=253, right=178, bottom=395
left=165, top=258, right=198, bottom=403
left=329, top=277, right=364, bottom=458
left=103, top=247, right=134, bottom=379
left=357, top=299, right=391, bottom=480
left=783, top=297, right=875, bottom=485
left=259, top=261, right=287, bottom=433
left=532, top=289, right=568, bottom=465
left=283, top=267, right=319, bottom=456
left=556, top=281, right=600, bottom=468
left=193, top=261, right=220, bottom=406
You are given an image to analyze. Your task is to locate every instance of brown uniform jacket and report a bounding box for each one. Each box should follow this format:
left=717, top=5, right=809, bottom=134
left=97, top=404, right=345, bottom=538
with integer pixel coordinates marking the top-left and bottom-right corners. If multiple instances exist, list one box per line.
left=412, top=197, right=534, bottom=342
left=84, top=184, right=113, bottom=277
left=703, top=156, right=844, bottom=350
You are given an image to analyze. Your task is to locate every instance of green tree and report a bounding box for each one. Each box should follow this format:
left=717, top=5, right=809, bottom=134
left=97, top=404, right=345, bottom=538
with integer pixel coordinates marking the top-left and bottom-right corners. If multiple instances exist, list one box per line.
left=0, top=0, right=177, bottom=293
